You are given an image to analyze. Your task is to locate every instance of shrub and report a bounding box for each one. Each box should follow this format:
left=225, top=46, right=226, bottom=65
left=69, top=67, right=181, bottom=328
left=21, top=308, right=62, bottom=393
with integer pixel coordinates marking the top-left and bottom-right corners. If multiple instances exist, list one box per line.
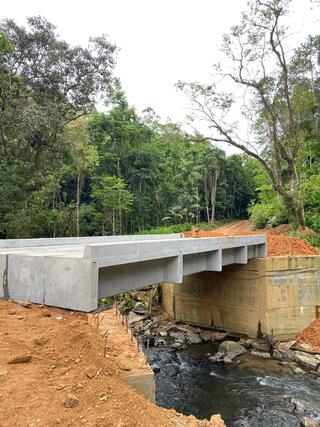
left=139, top=222, right=220, bottom=235
left=305, top=211, right=320, bottom=233
left=248, top=199, right=288, bottom=230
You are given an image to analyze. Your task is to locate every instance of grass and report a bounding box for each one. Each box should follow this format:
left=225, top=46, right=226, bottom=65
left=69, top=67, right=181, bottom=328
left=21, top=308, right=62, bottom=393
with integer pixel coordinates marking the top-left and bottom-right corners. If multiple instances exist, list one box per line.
left=138, top=221, right=223, bottom=235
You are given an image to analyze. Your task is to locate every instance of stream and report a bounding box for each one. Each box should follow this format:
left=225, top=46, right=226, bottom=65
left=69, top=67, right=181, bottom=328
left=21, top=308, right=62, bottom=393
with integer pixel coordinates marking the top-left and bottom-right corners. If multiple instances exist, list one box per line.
left=144, top=342, right=320, bottom=426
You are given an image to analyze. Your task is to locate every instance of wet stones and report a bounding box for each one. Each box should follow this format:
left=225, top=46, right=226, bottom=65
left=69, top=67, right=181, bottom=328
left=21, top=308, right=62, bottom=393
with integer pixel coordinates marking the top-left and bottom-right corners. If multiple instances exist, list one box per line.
left=132, top=301, right=147, bottom=314
left=169, top=331, right=185, bottom=342
left=301, top=416, right=320, bottom=427
left=295, top=352, right=320, bottom=371
left=218, top=341, right=247, bottom=361
left=127, top=311, right=149, bottom=326
left=185, top=332, right=202, bottom=345
left=199, top=331, right=212, bottom=342
left=250, top=350, right=271, bottom=359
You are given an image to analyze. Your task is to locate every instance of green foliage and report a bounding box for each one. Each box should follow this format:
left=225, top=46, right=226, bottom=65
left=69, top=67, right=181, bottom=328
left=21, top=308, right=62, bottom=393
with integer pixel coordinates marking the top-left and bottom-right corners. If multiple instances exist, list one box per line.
left=0, top=31, right=13, bottom=54
left=305, top=212, right=320, bottom=233
left=248, top=198, right=288, bottom=230
left=91, top=176, right=133, bottom=235
left=139, top=222, right=219, bottom=235
left=0, top=16, right=261, bottom=239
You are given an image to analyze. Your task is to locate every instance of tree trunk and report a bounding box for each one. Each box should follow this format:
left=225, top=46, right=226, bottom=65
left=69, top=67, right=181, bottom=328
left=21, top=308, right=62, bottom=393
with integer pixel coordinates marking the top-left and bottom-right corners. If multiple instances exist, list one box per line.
left=210, top=170, right=219, bottom=223
left=76, top=172, right=81, bottom=237
left=203, top=171, right=210, bottom=223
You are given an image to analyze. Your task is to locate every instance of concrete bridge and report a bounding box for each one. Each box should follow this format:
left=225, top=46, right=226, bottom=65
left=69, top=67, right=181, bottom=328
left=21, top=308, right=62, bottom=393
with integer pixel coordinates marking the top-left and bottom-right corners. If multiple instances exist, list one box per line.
left=0, top=234, right=266, bottom=312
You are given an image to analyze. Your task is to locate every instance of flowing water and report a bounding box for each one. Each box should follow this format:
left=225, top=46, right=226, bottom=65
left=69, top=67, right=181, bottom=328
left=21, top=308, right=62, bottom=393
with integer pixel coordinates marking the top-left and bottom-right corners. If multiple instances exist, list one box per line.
left=145, top=343, right=320, bottom=426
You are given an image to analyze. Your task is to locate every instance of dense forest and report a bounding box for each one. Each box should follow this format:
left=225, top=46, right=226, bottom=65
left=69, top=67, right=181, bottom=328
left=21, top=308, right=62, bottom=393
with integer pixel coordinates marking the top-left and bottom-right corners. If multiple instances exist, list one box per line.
left=0, top=0, right=319, bottom=239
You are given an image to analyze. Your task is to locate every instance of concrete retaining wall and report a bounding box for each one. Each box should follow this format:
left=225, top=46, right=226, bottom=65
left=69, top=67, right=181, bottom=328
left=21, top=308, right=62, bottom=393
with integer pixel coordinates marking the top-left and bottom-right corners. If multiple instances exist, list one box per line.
left=162, top=256, right=320, bottom=340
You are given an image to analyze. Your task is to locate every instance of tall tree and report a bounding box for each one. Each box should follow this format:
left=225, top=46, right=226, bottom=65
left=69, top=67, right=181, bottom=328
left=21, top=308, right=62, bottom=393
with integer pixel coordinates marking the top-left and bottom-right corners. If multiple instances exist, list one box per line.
left=178, top=0, right=319, bottom=227
left=0, top=17, right=116, bottom=237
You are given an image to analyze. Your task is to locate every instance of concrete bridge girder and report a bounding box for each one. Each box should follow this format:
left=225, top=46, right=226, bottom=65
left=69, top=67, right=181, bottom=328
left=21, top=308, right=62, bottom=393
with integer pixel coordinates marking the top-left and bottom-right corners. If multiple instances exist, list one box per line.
left=0, top=234, right=266, bottom=312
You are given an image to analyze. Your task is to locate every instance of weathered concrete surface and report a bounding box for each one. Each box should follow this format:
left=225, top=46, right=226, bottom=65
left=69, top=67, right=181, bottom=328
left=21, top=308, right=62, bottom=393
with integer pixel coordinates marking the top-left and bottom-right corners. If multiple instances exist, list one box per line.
left=162, top=256, right=320, bottom=340
left=0, top=234, right=266, bottom=311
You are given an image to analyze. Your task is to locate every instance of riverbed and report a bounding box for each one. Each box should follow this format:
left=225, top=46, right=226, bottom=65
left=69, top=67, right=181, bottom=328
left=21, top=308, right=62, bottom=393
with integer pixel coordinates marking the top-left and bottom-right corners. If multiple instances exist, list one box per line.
left=145, top=342, right=320, bottom=426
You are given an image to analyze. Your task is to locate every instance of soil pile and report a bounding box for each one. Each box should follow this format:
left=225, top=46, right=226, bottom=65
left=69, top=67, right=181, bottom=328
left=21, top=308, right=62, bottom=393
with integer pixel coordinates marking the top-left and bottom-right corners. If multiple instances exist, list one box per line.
left=266, top=234, right=318, bottom=256
left=183, top=221, right=319, bottom=257
left=0, top=300, right=224, bottom=427
left=296, top=319, right=320, bottom=352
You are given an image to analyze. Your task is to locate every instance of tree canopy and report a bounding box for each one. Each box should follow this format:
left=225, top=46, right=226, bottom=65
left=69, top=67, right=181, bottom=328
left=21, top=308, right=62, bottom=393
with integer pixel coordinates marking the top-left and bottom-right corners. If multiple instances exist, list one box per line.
left=0, top=8, right=319, bottom=240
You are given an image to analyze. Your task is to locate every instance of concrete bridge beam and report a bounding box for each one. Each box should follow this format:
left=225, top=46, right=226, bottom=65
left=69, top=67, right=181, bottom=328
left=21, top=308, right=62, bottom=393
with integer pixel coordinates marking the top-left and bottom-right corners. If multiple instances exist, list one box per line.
left=0, top=234, right=267, bottom=311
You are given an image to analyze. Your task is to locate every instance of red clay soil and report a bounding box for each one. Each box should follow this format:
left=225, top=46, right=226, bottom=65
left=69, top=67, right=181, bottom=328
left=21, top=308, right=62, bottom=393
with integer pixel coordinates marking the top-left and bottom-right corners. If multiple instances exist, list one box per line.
left=183, top=220, right=319, bottom=257
left=0, top=300, right=224, bottom=427
left=296, top=319, right=320, bottom=352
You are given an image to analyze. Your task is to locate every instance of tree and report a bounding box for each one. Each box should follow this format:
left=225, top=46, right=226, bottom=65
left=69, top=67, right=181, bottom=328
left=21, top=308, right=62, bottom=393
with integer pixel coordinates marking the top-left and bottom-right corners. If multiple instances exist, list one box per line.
left=0, top=16, right=116, bottom=237
left=178, top=0, right=318, bottom=228
left=91, top=176, right=133, bottom=235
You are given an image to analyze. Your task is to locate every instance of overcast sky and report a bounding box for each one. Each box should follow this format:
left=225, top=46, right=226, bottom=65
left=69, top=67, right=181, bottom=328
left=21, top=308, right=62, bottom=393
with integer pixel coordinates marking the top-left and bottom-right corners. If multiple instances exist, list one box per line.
left=1, top=0, right=319, bottom=152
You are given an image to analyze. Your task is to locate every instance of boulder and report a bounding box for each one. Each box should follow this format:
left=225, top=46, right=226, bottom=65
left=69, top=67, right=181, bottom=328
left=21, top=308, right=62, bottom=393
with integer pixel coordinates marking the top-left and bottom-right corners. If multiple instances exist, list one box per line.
left=252, top=341, right=269, bottom=352
left=117, top=300, right=127, bottom=314
left=251, top=350, right=271, bottom=359
left=171, top=342, right=184, bottom=350
left=273, top=348, right=295, bottom=362
left=293, top=367, right=305, bottom=375
left=273, top=341, right=296, bottom=362
left=200, top=331, right=213, bottom=342
left=127, top=311, right=148, bottom=326
left=155, top=338, right=165, bottom=347
left=132, top=302, right=146, bottom=314
left=296, top=342, right=315, bottom=353
left=211, top=332, right=228, bottom=341
left=208, top=352, right=224, bottom=363
left=300, top=416, right=320, bottom=427
left=291, top=399, right=305, bottom=414
left=295, top=352, right=320, bottom=370
left=186, top=332, right=202, bottom=345
left=169, top=331, right=185, bottom=342
left=218, top=341, right=246, bottom=360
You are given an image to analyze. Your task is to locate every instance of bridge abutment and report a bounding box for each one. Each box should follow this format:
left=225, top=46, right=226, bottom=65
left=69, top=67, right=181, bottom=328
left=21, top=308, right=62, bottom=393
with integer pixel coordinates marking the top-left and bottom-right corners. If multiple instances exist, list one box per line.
left=162, top=256, right=320, bottom=340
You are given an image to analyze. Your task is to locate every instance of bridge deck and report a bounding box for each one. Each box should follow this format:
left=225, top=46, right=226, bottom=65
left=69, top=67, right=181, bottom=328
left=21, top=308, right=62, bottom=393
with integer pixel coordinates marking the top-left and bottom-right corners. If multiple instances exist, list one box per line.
left=0, top=234, right=266, bottom=311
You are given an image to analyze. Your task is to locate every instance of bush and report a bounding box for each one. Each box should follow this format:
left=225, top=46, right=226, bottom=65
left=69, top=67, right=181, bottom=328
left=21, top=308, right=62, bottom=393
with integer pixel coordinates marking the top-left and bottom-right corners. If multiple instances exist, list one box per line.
left=139, top=222, right=220, bottom=235
left=305, top=211, right=320, bottom=233
left=248, top=199, right=288, bottom=230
